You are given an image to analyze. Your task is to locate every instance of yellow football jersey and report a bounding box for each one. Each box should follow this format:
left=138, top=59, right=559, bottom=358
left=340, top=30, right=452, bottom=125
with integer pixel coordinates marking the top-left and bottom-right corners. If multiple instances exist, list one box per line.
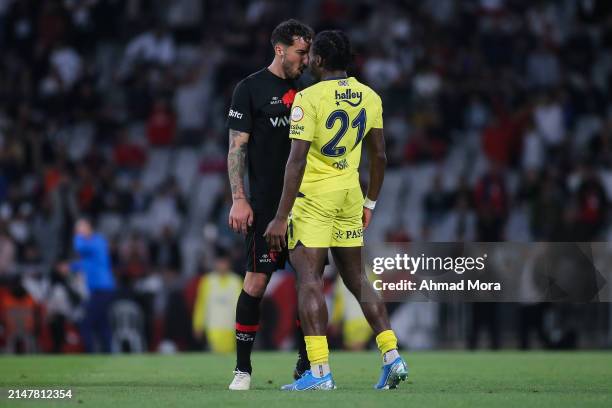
left=289, top=76, right=383, bottom=195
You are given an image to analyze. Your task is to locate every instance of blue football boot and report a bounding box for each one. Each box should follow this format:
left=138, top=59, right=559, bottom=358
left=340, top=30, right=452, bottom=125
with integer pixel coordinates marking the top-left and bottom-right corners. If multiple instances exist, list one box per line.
left=281, top=370, right=336, bottom=391
left=374, top=357, right=409, bottom=390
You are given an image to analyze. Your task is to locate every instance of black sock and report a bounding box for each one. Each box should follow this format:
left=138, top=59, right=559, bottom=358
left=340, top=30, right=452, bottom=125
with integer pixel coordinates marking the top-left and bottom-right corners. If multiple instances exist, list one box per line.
left=235, top=290, right=261, bottom=374
left=295, top=319, right=310, bottom=374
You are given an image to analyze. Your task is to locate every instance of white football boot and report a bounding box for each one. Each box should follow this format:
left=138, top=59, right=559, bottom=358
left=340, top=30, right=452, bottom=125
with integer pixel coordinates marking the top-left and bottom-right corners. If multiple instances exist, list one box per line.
left=228, top=370, right=251, bottom=390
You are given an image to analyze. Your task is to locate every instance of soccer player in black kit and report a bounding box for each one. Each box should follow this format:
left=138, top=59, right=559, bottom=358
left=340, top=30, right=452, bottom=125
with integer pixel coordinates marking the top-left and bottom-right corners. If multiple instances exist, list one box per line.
left=226, top=20, right=314, bottom=390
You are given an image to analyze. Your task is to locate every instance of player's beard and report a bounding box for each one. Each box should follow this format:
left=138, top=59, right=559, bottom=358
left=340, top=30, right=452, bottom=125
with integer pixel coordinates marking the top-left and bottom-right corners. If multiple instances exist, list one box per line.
left=282, top=57, right=302, bottom=79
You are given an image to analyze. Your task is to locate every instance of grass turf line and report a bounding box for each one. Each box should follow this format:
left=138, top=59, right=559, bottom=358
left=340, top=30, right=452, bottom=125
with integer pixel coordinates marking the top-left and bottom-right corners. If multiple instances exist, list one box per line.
left=0, top=351, right=611, bottom=407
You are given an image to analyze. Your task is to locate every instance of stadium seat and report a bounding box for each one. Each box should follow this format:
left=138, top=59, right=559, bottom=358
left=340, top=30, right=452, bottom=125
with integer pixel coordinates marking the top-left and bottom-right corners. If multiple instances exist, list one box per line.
left=110, top=300, right=146, bottom=353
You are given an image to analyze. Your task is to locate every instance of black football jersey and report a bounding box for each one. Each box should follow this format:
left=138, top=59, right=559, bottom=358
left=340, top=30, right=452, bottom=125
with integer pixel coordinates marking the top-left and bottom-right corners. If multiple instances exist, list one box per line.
left=227, top=68, right=300, bottom=209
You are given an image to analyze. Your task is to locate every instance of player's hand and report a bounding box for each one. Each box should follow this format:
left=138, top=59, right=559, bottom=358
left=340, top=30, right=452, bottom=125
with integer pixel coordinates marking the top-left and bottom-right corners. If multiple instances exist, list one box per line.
left=229, top=199, right=253, bottom=235
left=263, top=216, right=287, bottom=252
left=362, top=207, right=373, bottom=230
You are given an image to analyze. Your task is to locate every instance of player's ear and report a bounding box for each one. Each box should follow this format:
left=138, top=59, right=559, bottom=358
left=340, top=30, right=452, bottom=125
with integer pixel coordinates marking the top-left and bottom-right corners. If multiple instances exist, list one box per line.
left=275, top=44, right=287, bottom=57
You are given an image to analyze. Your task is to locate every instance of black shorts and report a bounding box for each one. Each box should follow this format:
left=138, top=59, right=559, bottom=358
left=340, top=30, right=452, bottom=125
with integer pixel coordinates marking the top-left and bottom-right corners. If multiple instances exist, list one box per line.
left=244, top=207, right=288, bottom=275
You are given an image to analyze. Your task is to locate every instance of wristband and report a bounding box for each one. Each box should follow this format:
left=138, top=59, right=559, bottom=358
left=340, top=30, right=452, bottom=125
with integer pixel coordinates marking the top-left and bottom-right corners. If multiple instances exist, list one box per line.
left=363, top=197, right=376, bottom=210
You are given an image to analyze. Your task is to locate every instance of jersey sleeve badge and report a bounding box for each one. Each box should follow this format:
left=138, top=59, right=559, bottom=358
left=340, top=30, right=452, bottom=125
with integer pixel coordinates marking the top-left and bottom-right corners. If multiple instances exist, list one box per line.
left=291, top=106, right=304, bottom=122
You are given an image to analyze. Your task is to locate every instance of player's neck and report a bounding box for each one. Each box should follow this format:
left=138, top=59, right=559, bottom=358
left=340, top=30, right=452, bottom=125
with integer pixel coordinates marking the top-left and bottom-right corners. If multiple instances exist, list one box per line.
left=267, top=59, right=287, bottom=79
left=320, top=70, right=347, bottom=81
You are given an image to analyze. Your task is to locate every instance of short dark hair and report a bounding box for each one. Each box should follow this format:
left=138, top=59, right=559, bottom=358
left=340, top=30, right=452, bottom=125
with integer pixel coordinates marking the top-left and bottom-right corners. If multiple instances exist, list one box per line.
left=270, top=19, right=314, bottom=46
left=312, top=30, right=352, bottom=71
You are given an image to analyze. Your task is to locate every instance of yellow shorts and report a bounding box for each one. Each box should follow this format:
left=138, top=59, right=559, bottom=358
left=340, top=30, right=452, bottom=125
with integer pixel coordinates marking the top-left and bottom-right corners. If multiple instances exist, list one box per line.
left=288, top=187, right=364, bottom=249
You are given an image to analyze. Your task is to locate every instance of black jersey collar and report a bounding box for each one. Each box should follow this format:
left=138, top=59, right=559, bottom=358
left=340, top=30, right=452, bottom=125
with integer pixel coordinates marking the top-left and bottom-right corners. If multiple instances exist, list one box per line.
left=322, top=75, right=349, bottom=81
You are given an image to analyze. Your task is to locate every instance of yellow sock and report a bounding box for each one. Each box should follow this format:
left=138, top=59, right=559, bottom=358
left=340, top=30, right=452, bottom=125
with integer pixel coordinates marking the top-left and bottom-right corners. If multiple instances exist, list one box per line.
left=376, top=330, right=398, bottom=355
left=304, top=335, right=329, bottom=364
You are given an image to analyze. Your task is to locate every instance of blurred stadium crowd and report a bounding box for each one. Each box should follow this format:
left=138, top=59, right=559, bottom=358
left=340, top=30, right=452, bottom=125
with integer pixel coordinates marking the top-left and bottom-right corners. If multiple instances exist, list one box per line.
left=1, top=0, right=611, bottom=353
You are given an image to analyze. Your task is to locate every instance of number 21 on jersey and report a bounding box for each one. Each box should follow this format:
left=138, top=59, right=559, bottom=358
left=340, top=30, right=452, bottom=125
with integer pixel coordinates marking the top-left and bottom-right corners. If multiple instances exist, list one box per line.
left=321, top=108, right=367, bottom=157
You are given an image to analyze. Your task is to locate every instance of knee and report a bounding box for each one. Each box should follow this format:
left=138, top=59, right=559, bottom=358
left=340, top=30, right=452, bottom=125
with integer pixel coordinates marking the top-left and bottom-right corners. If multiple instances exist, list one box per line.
left=243, top=273, right=268, bottom=297
left=298, top=279, right=323, bottom=298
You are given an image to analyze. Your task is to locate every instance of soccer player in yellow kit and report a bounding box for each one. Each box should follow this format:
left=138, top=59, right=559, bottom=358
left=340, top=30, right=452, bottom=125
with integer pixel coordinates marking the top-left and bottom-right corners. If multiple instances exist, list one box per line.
left=265, top=30, right=408, bottom=390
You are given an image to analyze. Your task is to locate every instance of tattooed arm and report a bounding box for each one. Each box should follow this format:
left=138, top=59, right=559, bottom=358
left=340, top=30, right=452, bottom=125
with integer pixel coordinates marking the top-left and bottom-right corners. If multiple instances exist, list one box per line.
left=228, top=129, right=250, bottom=200
left=227, top=129, right=253, bottom=235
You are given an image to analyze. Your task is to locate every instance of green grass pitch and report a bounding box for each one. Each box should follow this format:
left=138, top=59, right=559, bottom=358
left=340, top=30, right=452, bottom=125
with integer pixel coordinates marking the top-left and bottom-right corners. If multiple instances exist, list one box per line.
left=1, top=351, right=611, bottom=407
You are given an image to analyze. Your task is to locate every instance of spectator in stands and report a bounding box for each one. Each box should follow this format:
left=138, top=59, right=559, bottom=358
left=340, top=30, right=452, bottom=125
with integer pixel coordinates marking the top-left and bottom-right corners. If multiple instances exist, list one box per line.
left=588, top=118, right=612, bottom=168
left=150, top=225, right=181, bottom=272
left=521, top=118, right=546, bottom=172
left=146, top=98, right=176, bottom=146
left=174, top=66, right=212, bottom=145
left=527, top=169, right=567, bottom=240
left=48, top=40, right=83, bottom=91
left=526, top=42, right=561, bottom=89
left=117, top=231, right=150, bottom=284
left=474, top=162, right=509, bottom=241
left=122, top=22, right=176, bottom=70
left=125, top=179, right=150, bottom=214
left=533, top=91, right=565, bottom=150
left=46, top=260, right=87, bottom=353
left=146, top=178, right=185, bottom=236
left=0, top=275, right=39, bottom=353
left=572, top=163, right=609, bottom=240
left=423, top=173, right=452, bottom=239
left=7, top=202, right=34, bottom=258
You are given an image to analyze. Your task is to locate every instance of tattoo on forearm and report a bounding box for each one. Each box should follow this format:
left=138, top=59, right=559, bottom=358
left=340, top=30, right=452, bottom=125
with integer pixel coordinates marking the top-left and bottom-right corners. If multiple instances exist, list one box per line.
left=228, top=129, right=249, bottom=200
